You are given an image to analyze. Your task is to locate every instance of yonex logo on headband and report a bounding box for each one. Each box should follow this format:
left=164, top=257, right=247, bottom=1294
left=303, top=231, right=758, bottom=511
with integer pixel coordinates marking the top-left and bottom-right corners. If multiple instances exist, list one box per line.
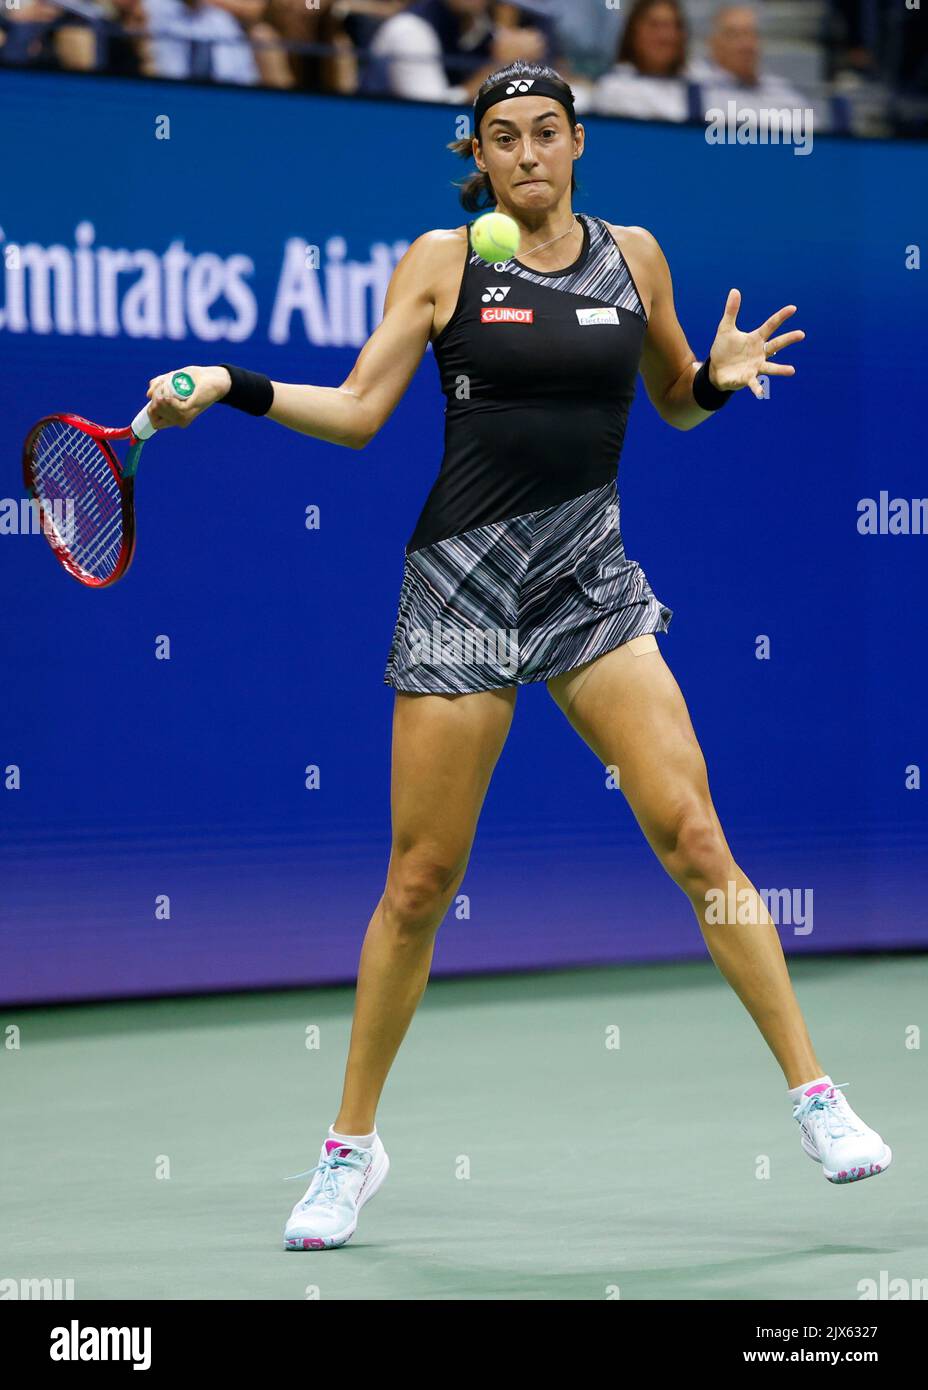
left=473, top=76, right=576, bottom=134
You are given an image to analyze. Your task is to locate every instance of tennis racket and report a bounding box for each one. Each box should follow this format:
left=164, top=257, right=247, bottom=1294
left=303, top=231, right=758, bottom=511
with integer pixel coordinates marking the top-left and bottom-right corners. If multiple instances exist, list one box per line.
left=22, top=370, right=195, bottom=588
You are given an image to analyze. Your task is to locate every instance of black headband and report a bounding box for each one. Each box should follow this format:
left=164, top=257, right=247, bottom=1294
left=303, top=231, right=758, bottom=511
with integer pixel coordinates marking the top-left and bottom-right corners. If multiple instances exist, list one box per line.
left=474, top=76, right=576, bottom=138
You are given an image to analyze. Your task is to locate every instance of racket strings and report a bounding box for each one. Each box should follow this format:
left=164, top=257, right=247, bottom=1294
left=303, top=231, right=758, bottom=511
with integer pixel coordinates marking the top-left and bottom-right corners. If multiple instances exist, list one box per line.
left=30, top=420, right=125, bottom=580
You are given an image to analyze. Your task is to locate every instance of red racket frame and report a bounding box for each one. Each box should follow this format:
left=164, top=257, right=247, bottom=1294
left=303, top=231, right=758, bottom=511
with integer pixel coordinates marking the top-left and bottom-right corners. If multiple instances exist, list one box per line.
left=22, top=413, right=140, bottom=588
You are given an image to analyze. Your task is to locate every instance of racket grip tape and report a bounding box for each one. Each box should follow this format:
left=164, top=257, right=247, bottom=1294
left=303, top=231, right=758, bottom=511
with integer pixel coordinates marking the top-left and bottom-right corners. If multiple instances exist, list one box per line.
left=132, top=371, right=196, bottom=441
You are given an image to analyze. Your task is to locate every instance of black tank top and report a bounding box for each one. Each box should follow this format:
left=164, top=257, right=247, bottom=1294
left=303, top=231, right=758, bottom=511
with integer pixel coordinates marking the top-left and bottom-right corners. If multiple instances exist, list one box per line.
left=406, top=211, right=648, bottom=554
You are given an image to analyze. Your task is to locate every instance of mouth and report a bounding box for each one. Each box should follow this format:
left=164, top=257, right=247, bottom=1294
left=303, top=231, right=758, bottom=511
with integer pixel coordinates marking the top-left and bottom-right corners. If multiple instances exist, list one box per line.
left=516, top=179, right=546, bottom=187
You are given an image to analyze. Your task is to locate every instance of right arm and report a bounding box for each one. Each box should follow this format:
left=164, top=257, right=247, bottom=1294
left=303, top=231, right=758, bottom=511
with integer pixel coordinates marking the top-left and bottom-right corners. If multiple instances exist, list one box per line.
left=267, top=231, right=449, bottom=449
left=146, top=231, right=454, bottom=447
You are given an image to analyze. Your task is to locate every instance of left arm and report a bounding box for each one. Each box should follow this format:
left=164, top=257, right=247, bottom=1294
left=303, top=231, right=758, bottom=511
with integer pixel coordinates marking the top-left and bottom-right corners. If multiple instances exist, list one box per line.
left=611, top=224, right=805, bottom=431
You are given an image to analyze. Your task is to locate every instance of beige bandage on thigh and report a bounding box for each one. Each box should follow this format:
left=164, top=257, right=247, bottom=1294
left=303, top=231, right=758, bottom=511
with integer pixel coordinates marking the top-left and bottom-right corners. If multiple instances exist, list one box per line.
left=626, top=633, right=658, bottom=657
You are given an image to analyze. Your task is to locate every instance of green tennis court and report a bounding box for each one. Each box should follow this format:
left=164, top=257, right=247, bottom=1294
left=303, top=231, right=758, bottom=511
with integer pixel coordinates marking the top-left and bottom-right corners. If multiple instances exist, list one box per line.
left=2, top=952, right=920, bottom=1301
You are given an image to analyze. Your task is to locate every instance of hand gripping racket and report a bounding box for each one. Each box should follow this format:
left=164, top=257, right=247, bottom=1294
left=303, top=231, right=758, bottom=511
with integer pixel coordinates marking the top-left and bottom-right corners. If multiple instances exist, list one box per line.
left=22, top=370, right=195, bottom=588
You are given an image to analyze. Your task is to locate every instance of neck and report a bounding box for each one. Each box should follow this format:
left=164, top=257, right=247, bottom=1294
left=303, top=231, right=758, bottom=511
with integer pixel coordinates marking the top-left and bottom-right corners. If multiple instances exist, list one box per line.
left=496, top=205, right=581, bottom=264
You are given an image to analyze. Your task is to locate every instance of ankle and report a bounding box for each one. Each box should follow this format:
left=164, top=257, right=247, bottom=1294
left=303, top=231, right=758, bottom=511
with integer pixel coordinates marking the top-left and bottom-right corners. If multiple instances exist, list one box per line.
left=333, top=1119, right=376, bottom=1137
left=787, top=1072, right=831, bottom=1096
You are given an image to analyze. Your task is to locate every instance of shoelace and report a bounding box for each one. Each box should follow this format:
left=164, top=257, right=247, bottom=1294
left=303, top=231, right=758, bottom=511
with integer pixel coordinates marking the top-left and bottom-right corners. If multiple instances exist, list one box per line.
left=793, top=1082, right=862, bottom=1140
left=284, top=1147, right=367, bottom=1208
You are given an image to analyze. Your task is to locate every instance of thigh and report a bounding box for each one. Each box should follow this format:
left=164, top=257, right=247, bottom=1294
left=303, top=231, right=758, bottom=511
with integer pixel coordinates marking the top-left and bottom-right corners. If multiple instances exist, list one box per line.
left=546, top=639, right=727, bottom=857
left=390, top=687, right=517, bottom=865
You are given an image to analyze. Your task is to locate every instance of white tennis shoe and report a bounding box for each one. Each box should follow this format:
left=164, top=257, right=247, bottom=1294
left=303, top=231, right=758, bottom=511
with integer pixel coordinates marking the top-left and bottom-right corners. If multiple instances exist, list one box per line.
left=283, top=1134, right=389, bottom=1250
left=793, top=1081, right=892, bottom=1184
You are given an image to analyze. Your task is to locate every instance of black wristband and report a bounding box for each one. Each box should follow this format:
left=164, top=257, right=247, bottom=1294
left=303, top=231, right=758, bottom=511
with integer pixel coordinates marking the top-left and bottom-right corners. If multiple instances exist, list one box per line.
left=216, top=363, right=275, bottom=416
left=692, top=355, right=734, bottom=412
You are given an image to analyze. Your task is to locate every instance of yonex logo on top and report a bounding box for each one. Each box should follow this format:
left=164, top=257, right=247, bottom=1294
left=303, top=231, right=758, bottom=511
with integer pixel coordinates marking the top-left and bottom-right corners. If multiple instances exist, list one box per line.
left=505, top=80, right=535, bottom=95
left=481, top=287, right=510, bottom=303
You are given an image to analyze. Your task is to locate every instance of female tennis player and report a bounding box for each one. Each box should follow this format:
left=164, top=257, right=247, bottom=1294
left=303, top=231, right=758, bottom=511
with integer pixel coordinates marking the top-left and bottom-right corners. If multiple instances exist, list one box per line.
left=147, top=62, right=892, bottom=1250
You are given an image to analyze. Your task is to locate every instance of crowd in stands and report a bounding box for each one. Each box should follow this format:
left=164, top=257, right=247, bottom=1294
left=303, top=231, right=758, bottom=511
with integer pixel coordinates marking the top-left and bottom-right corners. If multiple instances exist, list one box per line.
left=1, top=0, right=925, bottom=137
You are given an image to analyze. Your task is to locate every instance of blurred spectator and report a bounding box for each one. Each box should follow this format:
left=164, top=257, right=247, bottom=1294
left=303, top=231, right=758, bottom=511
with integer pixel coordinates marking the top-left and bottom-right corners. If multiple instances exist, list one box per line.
left=494, top=2, right=558, bottom=71
left=823, top=0, right=927, bottom=131
left=489, top=0, right=595, bottom=107
left=333, top=1, right=410, bottom=93
left=539, top=0, right=623, bottom=85
left=688, top=5, right=808, bottom=114
left=885, top=0, right=928, bottom=136
left=0, top=0, right=100, bottom=68
left=823, top=0, right=884, bottom=82
left=267, top=0, right=354, bottom=93
left=104, top=0, right=148, bottom=75
left=594, top=0, right=695, bottom=122
left=369, top=0, right=553, bottom=103
left=206, top=0, right=293, bottom=85
left=140, top=0, right=261, bottom=83
left=0, top=0, right=920, bottom=139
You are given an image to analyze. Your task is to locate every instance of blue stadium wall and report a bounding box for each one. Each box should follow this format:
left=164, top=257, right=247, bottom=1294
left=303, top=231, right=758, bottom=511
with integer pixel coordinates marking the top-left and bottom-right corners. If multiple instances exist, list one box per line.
left=1, top=71, right=925, bottom=1004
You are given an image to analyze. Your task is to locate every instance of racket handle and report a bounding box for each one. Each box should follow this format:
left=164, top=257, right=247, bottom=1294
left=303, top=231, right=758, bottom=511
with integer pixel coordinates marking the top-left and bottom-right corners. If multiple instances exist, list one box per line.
left=131, top=406, right=158, bottom=441
left=132, top=371, right=196, bottom=441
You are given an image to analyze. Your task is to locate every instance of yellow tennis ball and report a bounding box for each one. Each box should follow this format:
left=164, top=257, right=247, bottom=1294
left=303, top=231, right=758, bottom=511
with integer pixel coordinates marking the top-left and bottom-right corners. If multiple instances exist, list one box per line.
left=471, top=211, right=521, bottom=264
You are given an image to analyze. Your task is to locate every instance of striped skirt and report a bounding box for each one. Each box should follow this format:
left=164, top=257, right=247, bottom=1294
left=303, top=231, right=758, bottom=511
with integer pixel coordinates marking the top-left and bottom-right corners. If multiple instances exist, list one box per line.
left=384, top=480, right=673, bottom=695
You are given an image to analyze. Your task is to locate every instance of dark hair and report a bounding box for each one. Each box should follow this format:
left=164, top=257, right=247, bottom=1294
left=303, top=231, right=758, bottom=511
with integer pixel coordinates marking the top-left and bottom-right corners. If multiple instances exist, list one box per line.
left=617, top=0, right=689, bottom=76
left=448, top=62, right=579, bottom=212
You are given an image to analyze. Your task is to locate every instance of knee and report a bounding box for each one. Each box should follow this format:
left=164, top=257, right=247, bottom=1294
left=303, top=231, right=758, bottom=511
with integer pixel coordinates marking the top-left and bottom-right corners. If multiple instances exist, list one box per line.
left=382, top=846, right=468, bottom=936
left=660, top=805, right=733, bottom=898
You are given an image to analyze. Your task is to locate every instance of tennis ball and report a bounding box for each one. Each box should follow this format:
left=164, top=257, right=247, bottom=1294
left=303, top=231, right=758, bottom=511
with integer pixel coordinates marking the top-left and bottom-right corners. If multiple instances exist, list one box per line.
left=471, top=211, right=521, bottom=264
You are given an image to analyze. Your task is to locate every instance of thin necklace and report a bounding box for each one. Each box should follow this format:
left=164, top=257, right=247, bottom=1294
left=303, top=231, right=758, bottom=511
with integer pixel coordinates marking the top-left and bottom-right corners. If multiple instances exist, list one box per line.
left=517, top=215, right=581, bottom=259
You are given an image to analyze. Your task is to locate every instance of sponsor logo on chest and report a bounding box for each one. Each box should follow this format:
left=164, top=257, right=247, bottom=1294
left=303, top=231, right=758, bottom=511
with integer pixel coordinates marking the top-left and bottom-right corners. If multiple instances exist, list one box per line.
left=480, top=304, right=535, bottom=324
left=576, top=306, right=620, bottom=326
left=477, top=293, right=622, bottom=326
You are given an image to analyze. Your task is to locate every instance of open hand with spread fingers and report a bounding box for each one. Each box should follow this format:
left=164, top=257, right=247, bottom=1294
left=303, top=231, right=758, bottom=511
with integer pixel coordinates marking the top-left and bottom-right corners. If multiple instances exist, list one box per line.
left=707, top=289, right=805, bottom=400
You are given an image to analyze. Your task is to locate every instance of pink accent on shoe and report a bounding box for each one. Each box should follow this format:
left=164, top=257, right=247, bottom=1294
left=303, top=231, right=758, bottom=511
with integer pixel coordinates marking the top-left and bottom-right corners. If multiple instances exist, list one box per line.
left=803, top=1082, right=832, bottom=1096
left=325, top=1140, right=354, bottom=1156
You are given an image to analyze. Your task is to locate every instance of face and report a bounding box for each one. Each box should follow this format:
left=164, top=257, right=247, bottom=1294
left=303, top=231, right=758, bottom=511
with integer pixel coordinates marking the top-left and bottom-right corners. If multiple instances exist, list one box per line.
left=631, top=2, right=685, bottom=76
left=474, top=97, right=582, bottom=214
left=711, top=7, right=759, bottom=83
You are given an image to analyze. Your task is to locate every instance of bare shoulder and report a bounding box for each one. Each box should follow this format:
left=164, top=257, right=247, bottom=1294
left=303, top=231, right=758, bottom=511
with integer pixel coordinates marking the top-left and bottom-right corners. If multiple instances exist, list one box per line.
left=390, top=227, right=468, bottom=304
left=601, top=222, right=668, bottom=316
left=404, top=226, right=469, bottom=272
left=417, top=226, right=470, bottom=249
left=602, top=222, right=662, bottom=258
